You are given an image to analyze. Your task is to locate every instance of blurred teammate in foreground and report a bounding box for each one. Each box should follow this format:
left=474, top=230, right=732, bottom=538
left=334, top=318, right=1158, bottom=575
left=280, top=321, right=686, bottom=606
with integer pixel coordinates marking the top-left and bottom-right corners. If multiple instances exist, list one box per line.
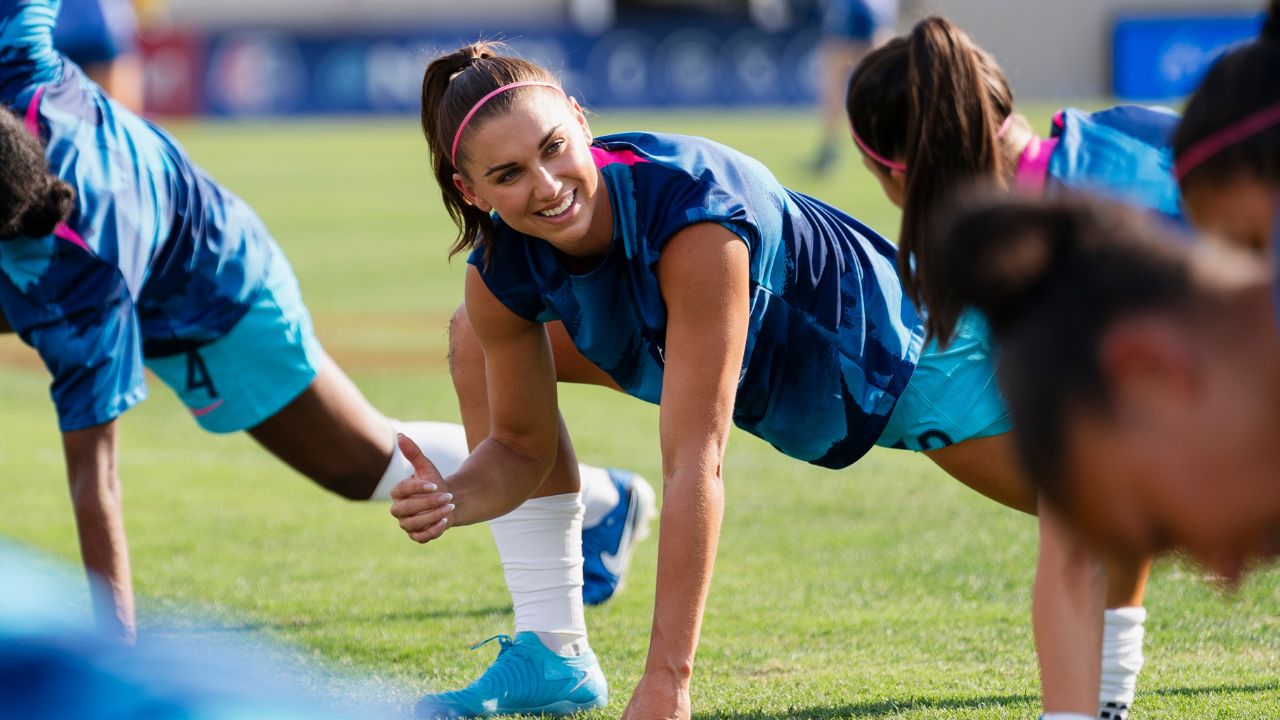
left=936, top=193, right=1280, bottom=598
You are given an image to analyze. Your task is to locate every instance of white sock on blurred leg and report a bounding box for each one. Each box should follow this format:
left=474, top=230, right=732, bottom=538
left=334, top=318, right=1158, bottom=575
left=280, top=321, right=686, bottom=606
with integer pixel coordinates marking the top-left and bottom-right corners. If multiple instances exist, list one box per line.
left=1099, top=606, right=1146, bottom=720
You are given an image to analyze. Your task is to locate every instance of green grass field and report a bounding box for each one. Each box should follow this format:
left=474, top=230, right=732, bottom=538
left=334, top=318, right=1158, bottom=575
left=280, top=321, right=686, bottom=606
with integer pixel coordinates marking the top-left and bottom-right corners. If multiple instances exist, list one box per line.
left=1, top=109, right=1278, bottom=718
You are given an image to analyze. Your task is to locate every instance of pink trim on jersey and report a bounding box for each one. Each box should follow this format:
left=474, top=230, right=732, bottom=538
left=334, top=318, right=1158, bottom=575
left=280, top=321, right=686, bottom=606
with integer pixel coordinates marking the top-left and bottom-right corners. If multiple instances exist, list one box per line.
left=190, top=398, right=225, bottom=417
left=21, top=85, right=90, bottom=252
left=53, top=223, right=90, bottom=252
left=590, top=146, right=651, bottom=168
left=24, top=85, right=45, bottom=135
left=1014, top=134, right=1059, bottom=196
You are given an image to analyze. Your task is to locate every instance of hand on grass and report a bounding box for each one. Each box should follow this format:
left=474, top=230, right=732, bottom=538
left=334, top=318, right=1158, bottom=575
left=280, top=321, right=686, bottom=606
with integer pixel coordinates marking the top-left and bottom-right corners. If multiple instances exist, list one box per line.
left=388, top=433, right=455, bottom=544
left=621, top=670, right=691, bottom=720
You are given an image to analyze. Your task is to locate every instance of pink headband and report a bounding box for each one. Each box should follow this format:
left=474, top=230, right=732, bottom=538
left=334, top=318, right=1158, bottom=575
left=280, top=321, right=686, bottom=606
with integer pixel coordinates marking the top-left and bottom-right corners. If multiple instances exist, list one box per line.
left=450, top=80, right=564, bottom=168
left=1174, top=100, right=1280, bottom=182
left=852, top=114, right=1016, bottom=174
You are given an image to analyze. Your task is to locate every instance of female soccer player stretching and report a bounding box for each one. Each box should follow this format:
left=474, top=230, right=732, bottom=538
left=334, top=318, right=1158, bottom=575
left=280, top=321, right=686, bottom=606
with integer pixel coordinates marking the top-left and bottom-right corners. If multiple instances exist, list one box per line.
left=844, top=16, right=1186, bottom=719
left=0, top=0, right=651, bottom=644
left=391, top=40, right=1129, bottom=719
left=1173, top=0, right=1280, bottom=252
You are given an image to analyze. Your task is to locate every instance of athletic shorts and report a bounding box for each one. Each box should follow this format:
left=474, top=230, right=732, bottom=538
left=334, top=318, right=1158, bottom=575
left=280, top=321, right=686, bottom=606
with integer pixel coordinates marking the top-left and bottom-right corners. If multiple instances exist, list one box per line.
left=53, top=0, right=137, bottom=65
left=874, top=310, right=1012, bottom=452
left=821, top=0, right=898, bottom=42
left=144, top=250, right=324, bottom=434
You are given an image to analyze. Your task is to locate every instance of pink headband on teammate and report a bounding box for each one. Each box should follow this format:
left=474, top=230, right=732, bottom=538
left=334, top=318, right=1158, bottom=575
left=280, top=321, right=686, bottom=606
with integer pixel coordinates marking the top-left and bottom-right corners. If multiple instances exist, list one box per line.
left=852, top=114, right=1016, bottom=174
left=1174, top=100, right=1280, bottom=182
left=450, top=80, right=564, bottom=168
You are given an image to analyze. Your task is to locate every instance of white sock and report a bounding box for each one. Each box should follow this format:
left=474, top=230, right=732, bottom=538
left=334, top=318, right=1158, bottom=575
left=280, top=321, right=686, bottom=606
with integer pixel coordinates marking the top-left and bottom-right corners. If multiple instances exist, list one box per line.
left=578, top=465, right=620, bottom=528
left=1041, top=715, right=1097, bottom=720
left=488, top=492, right=589, bottom=656
left=368, top=421, right=469, bottom=500
left=1099, top=606, right=1146, bottom=720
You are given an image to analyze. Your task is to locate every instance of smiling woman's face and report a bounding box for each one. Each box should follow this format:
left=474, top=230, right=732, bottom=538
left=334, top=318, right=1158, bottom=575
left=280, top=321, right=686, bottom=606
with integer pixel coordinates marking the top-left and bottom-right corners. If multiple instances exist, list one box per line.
left=452, top=89, right=609, bottom=261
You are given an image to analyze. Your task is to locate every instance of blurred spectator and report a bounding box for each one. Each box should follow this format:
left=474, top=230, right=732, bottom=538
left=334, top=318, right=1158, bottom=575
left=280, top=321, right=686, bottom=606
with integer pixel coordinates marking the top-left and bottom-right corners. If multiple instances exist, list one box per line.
left=54, top=0, right=143, bottom=112
left=812, top=0, right=898, bottom=174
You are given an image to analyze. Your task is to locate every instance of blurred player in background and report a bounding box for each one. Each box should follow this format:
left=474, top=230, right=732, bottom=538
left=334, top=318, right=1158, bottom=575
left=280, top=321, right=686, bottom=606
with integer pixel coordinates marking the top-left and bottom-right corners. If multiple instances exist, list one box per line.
left=0, top=0, right=652, bottom=644
left=935, top=193, right=1280, bottom=595
left=393, top=39, right=1147, bottom=720
left=844, top=15, right=1188, bottom=719
left=1173, top=0, right=1280, bottom=253
left=52, top=0, right=141, bottom=112
left=810, top=0, right=897, bottom=174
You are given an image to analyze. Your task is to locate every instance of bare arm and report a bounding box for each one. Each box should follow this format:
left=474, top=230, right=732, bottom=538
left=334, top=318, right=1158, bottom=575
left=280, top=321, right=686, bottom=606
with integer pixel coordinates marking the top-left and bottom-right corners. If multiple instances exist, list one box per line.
left=62, top=420, right=136, bottom=642
left=623, top=224, right=751, bottom=720
left=391, top=266, right=562, bottom=540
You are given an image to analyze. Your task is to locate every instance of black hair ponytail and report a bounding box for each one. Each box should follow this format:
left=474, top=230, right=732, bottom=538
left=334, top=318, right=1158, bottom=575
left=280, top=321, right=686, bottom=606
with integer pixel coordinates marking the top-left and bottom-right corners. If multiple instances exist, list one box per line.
left=0, top=108, right=74, bottom=240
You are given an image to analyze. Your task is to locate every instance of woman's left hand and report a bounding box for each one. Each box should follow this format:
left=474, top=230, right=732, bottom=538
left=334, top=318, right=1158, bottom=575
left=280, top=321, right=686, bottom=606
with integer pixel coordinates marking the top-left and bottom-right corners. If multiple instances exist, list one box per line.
left=388, top=434, right=455, bottom=543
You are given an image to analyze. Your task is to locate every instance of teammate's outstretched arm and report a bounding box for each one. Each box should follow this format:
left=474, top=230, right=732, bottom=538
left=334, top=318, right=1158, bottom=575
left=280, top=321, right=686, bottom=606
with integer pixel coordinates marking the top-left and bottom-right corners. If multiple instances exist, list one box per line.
left=62, top=420, right=135, bottom=642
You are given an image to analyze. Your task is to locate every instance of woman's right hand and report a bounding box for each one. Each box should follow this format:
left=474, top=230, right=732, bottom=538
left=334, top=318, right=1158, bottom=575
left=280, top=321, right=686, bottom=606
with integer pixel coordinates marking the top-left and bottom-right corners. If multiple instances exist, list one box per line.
left=388, top=434, right=456, bottom=543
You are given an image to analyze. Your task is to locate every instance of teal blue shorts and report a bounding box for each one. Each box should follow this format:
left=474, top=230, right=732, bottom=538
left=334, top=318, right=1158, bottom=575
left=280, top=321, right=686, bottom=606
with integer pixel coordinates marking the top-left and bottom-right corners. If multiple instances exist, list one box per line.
left=874, top=311, right=1012, bottom=452
left=145, top=250, right=324, bottom=434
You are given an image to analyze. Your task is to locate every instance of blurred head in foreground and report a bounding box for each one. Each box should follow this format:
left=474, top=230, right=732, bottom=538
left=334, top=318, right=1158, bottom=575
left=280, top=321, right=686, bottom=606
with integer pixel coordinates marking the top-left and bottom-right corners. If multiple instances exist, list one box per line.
left=937, top=193, right=1280, bottom=582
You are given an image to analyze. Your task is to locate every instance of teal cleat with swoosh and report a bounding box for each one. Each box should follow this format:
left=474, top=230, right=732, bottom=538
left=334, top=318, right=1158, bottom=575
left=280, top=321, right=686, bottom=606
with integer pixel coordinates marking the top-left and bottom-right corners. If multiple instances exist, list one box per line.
left=415, top=633, right=607, bottom=719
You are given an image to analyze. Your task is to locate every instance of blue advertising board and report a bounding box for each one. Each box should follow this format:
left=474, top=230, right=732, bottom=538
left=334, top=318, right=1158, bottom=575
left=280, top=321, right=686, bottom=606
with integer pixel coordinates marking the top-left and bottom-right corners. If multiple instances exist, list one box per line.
left=197, top=23, right=824, bottom=117
left=1113, top=11, right=1265, bottom=100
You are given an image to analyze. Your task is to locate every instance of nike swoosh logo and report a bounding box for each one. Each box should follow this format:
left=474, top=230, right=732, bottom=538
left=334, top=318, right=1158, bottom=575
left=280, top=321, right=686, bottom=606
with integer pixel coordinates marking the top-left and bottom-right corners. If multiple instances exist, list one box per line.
left=599, top=491, right=643, bottom=576
left=190, top=399, right=225, bottom=417
left=567, top=667, right=599, bottom=694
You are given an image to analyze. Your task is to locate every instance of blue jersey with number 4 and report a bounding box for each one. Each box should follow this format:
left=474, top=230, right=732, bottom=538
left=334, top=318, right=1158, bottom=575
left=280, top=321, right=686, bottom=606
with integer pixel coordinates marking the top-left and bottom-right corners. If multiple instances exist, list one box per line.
left=472, top=131, right=924, bottom=468
left=0, top=0, right=274, bottom=431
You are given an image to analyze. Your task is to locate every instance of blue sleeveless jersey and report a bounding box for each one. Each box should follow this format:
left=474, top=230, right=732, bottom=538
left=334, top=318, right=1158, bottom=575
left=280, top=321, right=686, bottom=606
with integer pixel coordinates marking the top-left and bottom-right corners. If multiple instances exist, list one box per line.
left=471, top=132, right=925, bottom=468
left=1046, top=106, right=1183, bottom=222
left=0, top=0, right=273, bottom=431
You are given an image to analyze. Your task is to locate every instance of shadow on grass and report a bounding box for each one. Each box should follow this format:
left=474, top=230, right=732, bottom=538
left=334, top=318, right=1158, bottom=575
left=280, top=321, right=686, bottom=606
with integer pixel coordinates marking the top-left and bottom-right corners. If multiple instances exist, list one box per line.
left=695, top=682, right=1280, bottom=719
left=149, top=604, right=514, bottom=634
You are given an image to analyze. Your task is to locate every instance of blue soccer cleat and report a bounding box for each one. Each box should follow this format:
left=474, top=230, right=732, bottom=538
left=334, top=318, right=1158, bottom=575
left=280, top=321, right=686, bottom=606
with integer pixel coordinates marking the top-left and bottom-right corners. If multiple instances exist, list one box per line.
left=415, top=633, right=607, bottom=719
left=581, top=469, right=656, bottom=606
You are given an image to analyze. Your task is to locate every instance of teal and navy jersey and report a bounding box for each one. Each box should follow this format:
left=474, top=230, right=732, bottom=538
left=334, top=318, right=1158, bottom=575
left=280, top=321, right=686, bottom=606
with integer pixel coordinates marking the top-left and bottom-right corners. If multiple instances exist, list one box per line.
left=0, top=0, right=274, bottom=431
left=1033, top=106, right=1183, bottom=222
left=471, top=131, right=925, bottom=468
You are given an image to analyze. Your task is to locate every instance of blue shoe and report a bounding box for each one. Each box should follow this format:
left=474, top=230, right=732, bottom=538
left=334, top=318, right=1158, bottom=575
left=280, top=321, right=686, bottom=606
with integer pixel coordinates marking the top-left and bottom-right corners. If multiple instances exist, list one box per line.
left=581, top=469, right=656, bottom=605
left=415, top=633, right=607, bottom=719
